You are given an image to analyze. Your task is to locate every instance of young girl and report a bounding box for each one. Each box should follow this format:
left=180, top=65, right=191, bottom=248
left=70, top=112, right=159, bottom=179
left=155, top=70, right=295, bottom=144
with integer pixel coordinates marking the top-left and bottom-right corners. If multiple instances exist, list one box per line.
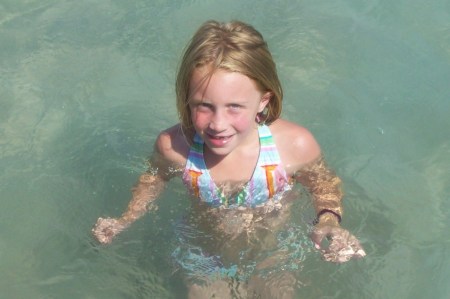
left=93, top=20, right=365, bottom=298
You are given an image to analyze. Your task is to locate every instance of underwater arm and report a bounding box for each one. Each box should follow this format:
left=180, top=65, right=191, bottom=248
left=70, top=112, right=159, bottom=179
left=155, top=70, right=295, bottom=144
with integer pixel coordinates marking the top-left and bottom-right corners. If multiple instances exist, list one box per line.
left=296, top=157, right=344, bottom=224
left=92, top=125, right=187, bottom=244
left=92, top=172, right=166, bottom=244
left=295, top=157, right=365, bottom=262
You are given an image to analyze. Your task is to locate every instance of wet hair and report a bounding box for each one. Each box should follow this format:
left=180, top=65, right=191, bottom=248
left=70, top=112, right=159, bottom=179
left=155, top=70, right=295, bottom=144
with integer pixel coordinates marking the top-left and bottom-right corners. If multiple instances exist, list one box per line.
left=176, top=20, right=283, bottom=129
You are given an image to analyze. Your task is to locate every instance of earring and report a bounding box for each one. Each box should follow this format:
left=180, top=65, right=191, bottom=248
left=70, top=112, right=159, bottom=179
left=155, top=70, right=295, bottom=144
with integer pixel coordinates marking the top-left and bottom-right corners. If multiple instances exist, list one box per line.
left=256, top=107, right=269, bottom=125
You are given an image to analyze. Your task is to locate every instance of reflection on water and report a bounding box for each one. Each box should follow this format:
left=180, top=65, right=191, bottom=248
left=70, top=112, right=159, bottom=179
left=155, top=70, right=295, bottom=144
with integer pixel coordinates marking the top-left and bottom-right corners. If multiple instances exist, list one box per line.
left=1, top=0, right=449, bottom=298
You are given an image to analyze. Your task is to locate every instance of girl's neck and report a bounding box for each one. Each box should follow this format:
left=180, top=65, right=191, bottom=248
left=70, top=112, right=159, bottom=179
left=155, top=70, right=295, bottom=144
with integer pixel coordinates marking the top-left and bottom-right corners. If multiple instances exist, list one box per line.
left=204, top=125, right=261, bottom=184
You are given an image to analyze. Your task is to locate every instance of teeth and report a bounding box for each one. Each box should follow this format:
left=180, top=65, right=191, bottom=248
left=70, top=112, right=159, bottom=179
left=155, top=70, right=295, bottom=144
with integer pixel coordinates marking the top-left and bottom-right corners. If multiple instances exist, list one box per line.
left=207, top=133, right=230, bottom=142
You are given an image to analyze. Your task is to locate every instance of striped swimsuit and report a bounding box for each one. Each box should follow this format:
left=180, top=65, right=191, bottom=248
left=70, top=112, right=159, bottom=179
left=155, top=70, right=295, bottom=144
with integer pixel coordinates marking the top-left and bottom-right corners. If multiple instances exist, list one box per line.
left=182, top=125, right=291, bottom=208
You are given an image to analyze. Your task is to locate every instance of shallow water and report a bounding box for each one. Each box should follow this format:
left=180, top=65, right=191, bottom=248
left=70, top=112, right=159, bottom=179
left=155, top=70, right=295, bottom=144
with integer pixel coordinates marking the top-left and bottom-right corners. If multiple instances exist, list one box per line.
left=1, top=0, right=449, bottom=298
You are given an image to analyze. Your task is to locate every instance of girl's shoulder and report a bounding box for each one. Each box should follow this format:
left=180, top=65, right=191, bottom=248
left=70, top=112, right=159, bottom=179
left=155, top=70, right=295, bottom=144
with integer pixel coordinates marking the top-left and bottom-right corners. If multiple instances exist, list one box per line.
left=269, top=119, right=322, bottom=175
left=154, top=124, right=193, bottom=167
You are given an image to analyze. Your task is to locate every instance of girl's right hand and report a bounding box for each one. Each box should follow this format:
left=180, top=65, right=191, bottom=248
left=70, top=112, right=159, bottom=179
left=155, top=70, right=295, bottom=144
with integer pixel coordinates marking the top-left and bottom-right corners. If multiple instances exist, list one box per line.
left=92, top=217, right=127, bottom=244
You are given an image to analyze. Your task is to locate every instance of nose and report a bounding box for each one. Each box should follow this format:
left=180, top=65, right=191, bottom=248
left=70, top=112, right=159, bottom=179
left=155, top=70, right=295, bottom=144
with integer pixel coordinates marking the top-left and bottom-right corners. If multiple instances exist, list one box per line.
left=209, top=109, right=227, bottom=132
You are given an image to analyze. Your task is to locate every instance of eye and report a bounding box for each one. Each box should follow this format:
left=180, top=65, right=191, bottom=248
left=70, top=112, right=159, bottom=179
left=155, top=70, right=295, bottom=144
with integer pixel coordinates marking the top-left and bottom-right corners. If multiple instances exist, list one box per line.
left=196, top=102, right=213, bottom=111
left=228, top=103, right=242, bottom=111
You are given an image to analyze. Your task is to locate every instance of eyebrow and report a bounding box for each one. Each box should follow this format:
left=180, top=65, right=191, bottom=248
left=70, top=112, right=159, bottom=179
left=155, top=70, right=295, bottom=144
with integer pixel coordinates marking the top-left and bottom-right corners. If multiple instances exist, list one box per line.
left=189, top=97, right=250, bottom=104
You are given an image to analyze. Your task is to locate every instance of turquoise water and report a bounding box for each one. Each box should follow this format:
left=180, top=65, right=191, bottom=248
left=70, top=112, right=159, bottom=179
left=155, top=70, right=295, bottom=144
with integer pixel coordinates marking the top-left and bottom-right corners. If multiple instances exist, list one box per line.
left=1, top=0, right=449, bottom=298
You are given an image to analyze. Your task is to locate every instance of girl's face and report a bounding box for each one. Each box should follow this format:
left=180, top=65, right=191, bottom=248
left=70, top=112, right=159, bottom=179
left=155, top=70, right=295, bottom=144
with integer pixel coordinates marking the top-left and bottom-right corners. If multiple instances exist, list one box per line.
left=188, top=67, right=270, bottom=156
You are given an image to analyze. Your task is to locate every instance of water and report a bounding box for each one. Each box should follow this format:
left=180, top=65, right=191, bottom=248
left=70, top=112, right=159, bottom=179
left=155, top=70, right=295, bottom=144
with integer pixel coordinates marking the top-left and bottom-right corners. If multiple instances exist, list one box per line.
left=1, top=0, right=449, bottom=298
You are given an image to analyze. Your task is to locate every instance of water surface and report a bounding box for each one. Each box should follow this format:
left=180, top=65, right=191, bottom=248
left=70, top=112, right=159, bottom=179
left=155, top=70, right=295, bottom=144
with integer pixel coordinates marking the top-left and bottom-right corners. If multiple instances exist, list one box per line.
left=1, top=0, right=449, bottom=298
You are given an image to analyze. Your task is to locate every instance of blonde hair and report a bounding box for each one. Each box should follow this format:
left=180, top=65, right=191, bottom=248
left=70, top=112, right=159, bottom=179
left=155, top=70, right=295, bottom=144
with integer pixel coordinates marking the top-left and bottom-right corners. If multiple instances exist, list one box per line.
left=176, top=20, right=283, bottom=129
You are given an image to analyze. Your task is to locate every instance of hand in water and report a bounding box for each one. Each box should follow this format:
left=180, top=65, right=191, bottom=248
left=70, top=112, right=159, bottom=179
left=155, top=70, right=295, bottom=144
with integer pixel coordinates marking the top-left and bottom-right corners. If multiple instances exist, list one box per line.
left=92, top=217, right=127, bottom=244
left=311, top=223, right=366, bottom=263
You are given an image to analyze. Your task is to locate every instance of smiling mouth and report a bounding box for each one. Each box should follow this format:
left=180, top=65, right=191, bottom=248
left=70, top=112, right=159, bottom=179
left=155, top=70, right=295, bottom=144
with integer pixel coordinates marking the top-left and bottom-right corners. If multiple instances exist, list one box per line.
left=206, top=133, right=233, bottom=146
left=209, top=135, right=229, bottom=139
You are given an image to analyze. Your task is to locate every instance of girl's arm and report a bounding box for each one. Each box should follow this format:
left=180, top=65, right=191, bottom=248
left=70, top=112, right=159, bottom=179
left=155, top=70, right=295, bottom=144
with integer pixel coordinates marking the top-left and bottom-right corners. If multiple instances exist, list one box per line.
left=295, top=157, right=343, bottom=225
left=92, top=125, right=188, bottom=244
left=118, top=172, right=166, bottom=225
left=295, top=157, right=366, bottom=262
left=92, top=169, right=167, bottom=245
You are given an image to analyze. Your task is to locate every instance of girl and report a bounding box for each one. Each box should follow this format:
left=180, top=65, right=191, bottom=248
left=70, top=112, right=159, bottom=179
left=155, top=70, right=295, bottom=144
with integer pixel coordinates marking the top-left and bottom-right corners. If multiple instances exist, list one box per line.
left=93, top=20, right=365, bottom=298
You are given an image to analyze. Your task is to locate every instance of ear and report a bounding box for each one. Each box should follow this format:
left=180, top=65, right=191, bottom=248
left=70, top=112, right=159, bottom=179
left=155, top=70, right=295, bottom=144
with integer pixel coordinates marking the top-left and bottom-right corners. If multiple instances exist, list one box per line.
left=258, top=92, right=272, bottom=112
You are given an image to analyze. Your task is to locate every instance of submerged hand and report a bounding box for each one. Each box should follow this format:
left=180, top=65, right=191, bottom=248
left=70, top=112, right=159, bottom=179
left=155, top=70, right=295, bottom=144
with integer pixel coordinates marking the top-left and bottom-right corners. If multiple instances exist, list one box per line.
left=92, top=217, right=127, bottom=244
left=311, top=222, right=366, bottom=263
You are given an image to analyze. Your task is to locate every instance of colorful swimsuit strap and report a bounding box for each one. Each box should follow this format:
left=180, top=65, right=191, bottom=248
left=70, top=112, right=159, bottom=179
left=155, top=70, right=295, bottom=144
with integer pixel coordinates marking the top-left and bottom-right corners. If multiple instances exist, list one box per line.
left=183, top=125, right=289, bottom=207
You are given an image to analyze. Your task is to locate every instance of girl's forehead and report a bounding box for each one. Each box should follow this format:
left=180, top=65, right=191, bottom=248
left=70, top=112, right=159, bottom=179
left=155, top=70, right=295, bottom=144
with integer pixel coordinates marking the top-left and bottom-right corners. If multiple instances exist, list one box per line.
left=188, top=68, right=263, bottom=103
left=191, top=68, right=255, bottom=88
left=192, top=65, right=227, bottom=78
left=190, top=66, right=253, bottom=86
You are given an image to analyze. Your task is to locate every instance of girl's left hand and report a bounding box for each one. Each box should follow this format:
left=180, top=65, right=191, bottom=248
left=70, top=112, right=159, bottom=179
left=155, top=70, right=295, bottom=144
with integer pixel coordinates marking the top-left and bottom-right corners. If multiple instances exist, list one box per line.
left=311, top=223, right=366, bottom=263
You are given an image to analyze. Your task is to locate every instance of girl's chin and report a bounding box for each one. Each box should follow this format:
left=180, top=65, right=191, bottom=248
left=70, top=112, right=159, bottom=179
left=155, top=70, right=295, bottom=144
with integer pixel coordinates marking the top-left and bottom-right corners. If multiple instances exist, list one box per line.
left=206, top=146, right=232, bottom=156
left=204, top=138, right=236, bottom=156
